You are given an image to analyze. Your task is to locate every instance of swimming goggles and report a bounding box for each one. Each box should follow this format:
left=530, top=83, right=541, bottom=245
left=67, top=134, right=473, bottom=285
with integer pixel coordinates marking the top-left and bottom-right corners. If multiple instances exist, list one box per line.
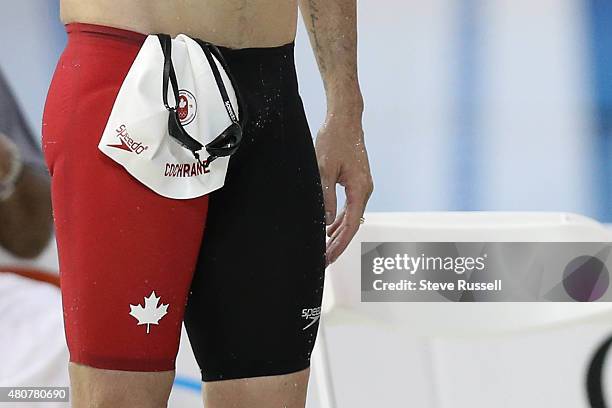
left=157, top=34, right=245, bottom=165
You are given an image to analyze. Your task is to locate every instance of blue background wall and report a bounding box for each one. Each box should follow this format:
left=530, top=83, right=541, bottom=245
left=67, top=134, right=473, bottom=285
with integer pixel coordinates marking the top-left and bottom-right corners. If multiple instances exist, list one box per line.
left=0, top=2, right=65, bottom=137
left=587, top=0, right=612, bottom=220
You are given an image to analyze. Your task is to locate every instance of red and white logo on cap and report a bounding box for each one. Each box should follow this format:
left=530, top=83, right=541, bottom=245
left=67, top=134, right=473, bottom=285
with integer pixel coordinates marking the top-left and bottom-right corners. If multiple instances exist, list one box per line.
left=177, top=89, right=197, bottom=125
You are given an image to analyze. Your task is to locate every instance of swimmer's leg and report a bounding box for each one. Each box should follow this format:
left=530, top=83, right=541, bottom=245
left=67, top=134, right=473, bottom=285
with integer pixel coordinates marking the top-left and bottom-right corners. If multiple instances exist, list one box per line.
left=202, top=368, right=310, bottom=408
left=184, top=42, right=325, bottom=408
left=69, top=364, right=174, bottom=408
left=43, top=23, right=210, bottom=408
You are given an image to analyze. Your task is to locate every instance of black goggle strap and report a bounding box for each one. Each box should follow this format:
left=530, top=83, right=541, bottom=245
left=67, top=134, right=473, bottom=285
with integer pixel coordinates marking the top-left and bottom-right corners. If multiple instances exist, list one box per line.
left=158, top=34, right=179, bottom=111
left=156, top=34, right=204, bottom=161
left=209, top=44, right=248, bottom=128
left=195, top=39, right=243, bottom=126
left=204, top=43, right=247, bottom=124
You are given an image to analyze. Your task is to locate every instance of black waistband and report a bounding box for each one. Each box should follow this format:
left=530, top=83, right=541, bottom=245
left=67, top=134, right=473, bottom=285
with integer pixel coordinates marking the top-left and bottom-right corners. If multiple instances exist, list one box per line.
left=216, top=42, right=295, bottom=59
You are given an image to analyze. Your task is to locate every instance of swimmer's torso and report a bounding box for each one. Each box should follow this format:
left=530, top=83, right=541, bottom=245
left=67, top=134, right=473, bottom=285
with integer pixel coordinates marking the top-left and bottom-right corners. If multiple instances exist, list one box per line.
left=60, top=0, right=299, bottom=48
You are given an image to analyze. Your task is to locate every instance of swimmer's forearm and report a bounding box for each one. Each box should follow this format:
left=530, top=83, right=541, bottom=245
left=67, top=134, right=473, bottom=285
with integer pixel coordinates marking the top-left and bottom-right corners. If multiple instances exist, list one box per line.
left=298, top=0, right=363, bottom=116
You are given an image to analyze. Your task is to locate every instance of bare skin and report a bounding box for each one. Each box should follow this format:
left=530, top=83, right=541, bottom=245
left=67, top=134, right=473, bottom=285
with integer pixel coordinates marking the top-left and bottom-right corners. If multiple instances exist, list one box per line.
left=298, top=0, right=373, bottom=265
left=60, top=0, right=372, bottom=407
left=60, top=0, right=299, bottom=49
left=68, top=363, right=175, bottom=408
left=203, top=368, right=310, bottom=407
left=0, top=134, right=52, bottom=258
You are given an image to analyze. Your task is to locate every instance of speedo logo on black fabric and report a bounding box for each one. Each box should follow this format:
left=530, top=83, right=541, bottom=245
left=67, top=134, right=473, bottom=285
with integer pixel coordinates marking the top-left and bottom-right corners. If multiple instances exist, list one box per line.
left=107, top=124, right=149, bottom=155
left=301, top=307, right=321, bottom=330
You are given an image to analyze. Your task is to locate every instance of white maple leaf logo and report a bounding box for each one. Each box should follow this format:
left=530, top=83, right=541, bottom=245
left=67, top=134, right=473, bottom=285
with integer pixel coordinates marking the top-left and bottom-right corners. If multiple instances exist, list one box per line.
left=129, top=291, right=169, bottom=334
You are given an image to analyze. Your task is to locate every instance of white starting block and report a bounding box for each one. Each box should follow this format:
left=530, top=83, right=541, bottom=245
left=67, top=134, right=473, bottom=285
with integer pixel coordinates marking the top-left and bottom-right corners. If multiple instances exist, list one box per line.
left=312, top=212, right=612, bottom=408
left=323, top=211, right=612, bottom=335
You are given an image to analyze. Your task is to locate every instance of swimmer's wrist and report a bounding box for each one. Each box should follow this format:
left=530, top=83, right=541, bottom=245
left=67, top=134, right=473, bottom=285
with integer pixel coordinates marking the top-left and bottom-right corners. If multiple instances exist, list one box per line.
left=326, top=87, right=364, bottom=119
left=321, top=104, right=366, bottom=142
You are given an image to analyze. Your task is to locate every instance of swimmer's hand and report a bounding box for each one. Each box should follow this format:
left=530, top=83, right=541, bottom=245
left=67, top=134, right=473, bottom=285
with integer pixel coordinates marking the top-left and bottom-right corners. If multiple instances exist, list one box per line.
left=315, top=110, right=373, bottom=266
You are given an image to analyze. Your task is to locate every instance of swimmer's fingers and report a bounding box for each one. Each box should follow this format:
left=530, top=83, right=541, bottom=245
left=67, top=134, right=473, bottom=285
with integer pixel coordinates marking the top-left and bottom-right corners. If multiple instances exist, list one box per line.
left=326, top=209, right=344, bottom=238
left=321, top=175, right=337, bottom=226
left=316, top=153, right=339, bottom=226
left=325, top=208, right=359, bottom=267
left=325, top=179, right=370, bottom=266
